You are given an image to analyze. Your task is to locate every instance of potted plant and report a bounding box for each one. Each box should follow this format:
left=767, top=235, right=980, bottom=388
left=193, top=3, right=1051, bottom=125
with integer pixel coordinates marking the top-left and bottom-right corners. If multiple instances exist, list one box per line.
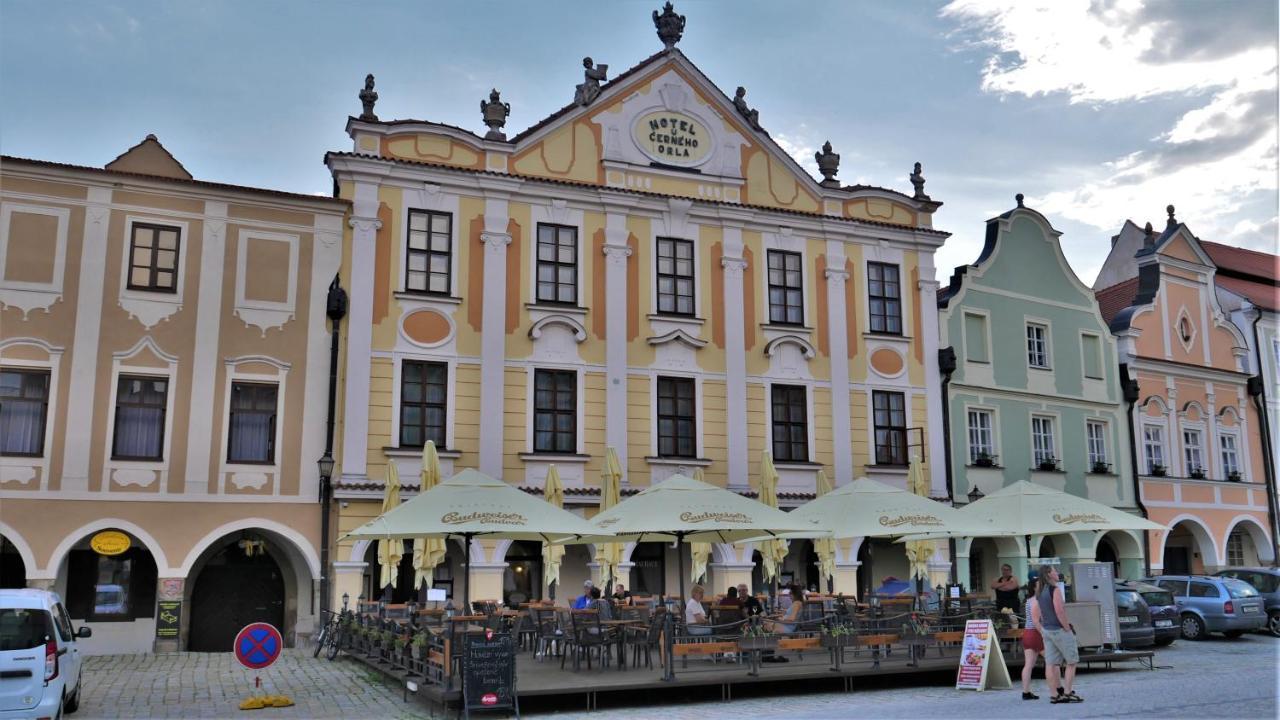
left=973, top=452, right=997, bottom=468
left=1189, top=466, right=1206, bottom=480
left=379, top=629, right=395, bottom=658
left=1149, top=464, right=1167, bottom=477
left=1228, top=470, right=1243, bottom=482
left=899, top=613, right=932, bottom=644
left=737, top=622, right=778, bottom=652
left=1037, top=457, right=1059, bottom=472
left=413, top=631, right=431, bottom=661
left=1090, top=461, right=1111, bottom=474
left=819, top=623, right=856, bottom=649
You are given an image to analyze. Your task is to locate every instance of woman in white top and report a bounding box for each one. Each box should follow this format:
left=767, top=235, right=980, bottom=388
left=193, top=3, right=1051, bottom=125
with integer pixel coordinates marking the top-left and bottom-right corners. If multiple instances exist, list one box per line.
left=1021, top=577, right=1045, bottom=700
left=685, top=584, right=711, bottom=635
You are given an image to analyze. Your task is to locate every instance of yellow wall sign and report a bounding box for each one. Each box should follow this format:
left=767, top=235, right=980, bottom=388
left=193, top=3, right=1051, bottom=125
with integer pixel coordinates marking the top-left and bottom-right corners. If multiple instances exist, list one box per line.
left=90, top=530, right=131, bottom=556
left=633, top=111, right=712, bottom=167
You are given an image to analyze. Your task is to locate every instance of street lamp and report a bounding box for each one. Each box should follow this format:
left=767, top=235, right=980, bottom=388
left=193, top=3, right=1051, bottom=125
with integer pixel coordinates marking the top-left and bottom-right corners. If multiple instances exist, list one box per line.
left=317, top=452, right=335, bottom=482
left=967, top=485, right=984, bottom=503
left=342, top=592, right=349, bottom=611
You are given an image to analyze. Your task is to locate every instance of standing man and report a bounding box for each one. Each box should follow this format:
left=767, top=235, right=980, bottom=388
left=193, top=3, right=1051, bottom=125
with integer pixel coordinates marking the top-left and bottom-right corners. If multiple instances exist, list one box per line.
left=991, top=564, right=1021, bottom=612
left=1031, top=565, right=1082, bottom=703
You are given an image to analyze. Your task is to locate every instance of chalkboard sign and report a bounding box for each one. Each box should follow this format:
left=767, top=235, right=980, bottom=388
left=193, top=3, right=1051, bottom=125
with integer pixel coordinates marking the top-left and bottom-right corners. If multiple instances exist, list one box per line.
left=462, top=632, right=518, bottom=719
left=155, top=601, right=181, bottom=638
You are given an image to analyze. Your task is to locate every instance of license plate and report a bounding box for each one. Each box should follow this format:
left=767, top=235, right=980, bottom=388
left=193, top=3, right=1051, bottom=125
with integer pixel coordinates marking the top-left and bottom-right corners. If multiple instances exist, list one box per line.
left=1155, top=620, right=1173, bottom=628
left=1119, top=616, right=1139, bottom=624
left=1242, top=606, right=1259, bottom=614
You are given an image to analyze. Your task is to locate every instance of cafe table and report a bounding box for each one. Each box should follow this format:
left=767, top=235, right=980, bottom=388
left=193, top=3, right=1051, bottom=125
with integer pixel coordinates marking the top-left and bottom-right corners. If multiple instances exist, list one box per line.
left=600, top=619, right=645, bottom=670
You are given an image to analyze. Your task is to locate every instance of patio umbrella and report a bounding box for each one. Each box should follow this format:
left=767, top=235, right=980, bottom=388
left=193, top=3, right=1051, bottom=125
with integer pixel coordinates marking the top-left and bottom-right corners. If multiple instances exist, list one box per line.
left=343, top=468, right=605, bottom=608
left=595, top=448, right=626, bottom=592
left=690, top=468, right=712, bottom=584
left=903, top=455, right=934, bottom=582
left=377, top=461, right=403, bottom=596
left=757, top=452, right=790, bottom=588
left=542, top=465, right=566, bottom=600
left=562, top=473, right=815, bottom=602
left=778, top=477, right=991, bottom=541
left=411, top=441, right=448, bottom=600
left=812, top=469, right=837, bottom=591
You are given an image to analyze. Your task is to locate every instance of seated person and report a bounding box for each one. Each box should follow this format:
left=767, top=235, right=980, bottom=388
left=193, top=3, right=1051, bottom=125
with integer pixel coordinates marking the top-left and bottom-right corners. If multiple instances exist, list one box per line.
left=766, top=585, right=805, bottom=634
left=611, top=583, right=632, bottom=606
left=588, top=587, right=614, bottom=620
left=572, top=580, right=594, bottom=610
left=685, top=584, right=711, bottom=636
left=737, top=583, right=764, bottom=616
left=719, top=585, right=743, bottom=609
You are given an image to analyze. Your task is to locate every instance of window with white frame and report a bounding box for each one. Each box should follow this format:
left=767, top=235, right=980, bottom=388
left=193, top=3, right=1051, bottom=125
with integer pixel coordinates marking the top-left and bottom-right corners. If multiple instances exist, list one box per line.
left=967, top=409, right=994, bottom=463
left=1227, top=530, right=1245, bottom=566
left=112, top=375, right=168, bottom=460
left=1031, top=416, right=1056, bottom=466
left=0, top=368, right=49, bottom=456
left=1142, top=425, right=1165, bottom=474
left=533, top=369, right=576, bottom=453
left=1182, top=429, right=1204, bottom=476
left=1026, top=323, right=1049, bottom=368
left=656, top=376, right=696, bottom=458
left=1220, top=433, right=1241, bottom=478
left=767, top=250, right=804, bottom=325
left=771, top=384, right=809, bottom=462
left=227, top=382, right=277, bottom=464
left=656, top=238, right=695, bottom=316
left=535, top=224, right=577, bottom=305
left=400, top=361, right=447, bottom=448
left=405, top=210, right=452, bottom=295
left=1086, top=420, right=1108, bottom=469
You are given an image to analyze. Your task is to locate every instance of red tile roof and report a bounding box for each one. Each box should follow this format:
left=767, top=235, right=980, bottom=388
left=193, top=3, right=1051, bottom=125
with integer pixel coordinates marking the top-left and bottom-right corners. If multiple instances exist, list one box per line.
left=1217, top=274, right=1280, bottom=311
left=1202, top=240, right=1279, bottom=281
left=1094, top=278, right=1141, bottom=325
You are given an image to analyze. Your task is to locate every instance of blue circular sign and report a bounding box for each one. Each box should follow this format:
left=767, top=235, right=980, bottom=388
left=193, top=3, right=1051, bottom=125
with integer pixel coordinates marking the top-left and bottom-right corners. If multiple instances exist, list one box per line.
left=234, top=622, right=283, bottom=670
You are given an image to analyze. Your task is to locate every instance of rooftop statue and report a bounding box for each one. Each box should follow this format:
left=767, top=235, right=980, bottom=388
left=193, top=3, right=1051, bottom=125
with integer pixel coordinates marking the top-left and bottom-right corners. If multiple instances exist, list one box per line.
left=909, top=162, right=929, bottom=200
left=815, top=141, right=840, bottom=187
left=653, top=2, right=686, bottom=50
left=574, top=57, right=609, bottom=107
left=358, top=74, right=378, bottom=121
left=480, top=88, right=511, bottom=141
left=733, top=86, right=761, bottom=131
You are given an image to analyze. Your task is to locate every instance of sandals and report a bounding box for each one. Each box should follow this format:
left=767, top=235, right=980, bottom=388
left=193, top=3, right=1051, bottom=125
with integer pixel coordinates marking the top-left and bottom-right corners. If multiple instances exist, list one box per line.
left=1022, top=692, right=1039, bottom=700
left=1051, top=691, right=1084, bottom=704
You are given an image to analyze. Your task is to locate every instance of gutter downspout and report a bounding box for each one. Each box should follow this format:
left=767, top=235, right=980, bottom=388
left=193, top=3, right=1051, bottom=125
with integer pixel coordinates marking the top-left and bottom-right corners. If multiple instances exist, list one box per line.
left=1120, top=363, right=1151, bottom=577
left=320, top=274, right=348, bottom=614
left=938, top=347, right=958, bottom=582
left=1247, top=308, right=1280, bottom=567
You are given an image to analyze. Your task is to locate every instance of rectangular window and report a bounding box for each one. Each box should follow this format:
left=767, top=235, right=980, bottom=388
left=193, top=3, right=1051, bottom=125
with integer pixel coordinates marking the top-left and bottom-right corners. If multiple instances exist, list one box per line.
left=400, top=361, right=447, bottom=448
left=1142, top=425, right=1165, bottom=474
left=533, top=369, right=576, bottom=453
left=1031, top=416, right=1056, bottom=465
left=656, top=377, right=696, bottom=458
left=966, top=409, right=994, bottom=463
left=406, top=210, right=452, bottom=295
left=963, top=313, right=988, bottom=363
left=1026, top=323, right=1049, bottom=368
left=112, top=375, right=168, bottom=460
left=770, top=384, right=809, bottom=462
left=1182, top=429, right=1204, bottom=476
left=867, top=262, right=902, bottom=334
left=1086, top=420, right=1108, bottom=468
left=872, top=390, right=907, bottom=465
left=227, top=382, right=277, bottom=464
left=1082, top=333, right=1103, bottom=379
left=656, top=238, right=695, bottom=316
left=127, top=223, right=180, bottom=292
left=1227, top=532, right=1245, bottom=566
left=0, top=369, right=50, bottom=456
left=1220, top=434, right=1240, bottom=477
left=766, top=250, right=804, bottom=325
left=536, top=223, right=577, bottom=305
left=66, top=547, right=155, bottom=622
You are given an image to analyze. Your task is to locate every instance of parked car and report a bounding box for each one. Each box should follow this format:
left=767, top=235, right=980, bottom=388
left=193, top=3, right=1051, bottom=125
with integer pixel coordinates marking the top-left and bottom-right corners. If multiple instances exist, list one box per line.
left=1143, top=575, right=1267, bottom=640
left=1126, top=581, right=1179, bottom=646
left=1113, top=583, right=1155, bottom=648
left=0, top=588, right=92, bottom=718
left=1214, top=567, right=1280, bottom=637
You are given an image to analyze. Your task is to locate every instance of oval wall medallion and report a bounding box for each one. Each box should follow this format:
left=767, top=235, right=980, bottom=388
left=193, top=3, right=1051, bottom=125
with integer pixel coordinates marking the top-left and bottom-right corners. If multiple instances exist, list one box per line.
left=402, top=309, right=453, bottom=347
left=869, top=347, right=905, bottom=377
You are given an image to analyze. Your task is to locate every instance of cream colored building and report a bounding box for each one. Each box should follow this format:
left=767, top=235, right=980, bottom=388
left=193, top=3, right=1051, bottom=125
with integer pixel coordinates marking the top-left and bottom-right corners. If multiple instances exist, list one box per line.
left=329, top=12, right=952, bottom=605
left=0, top=138, right=346, bottom=653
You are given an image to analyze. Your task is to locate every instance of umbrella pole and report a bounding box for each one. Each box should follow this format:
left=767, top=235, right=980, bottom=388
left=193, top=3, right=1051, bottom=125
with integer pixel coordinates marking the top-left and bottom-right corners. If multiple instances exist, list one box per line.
left=677, top=532, right=687, bottom=605
left=463, top=533, right=473, bottom=612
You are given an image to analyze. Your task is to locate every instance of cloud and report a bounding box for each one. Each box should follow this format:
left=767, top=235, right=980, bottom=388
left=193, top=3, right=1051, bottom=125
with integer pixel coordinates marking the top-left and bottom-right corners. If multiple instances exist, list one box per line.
left=772, top=129, right=820, bottom=179
left=943, top=0, right=1278, bottom=254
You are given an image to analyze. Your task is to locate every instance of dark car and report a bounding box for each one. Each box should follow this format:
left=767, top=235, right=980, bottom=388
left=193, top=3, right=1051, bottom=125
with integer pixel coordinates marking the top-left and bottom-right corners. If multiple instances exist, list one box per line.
left=1214, top=568, right=1280, bottom=637
left=1114, top=583, right=1155, bottom=648
left=1125, top=580, right=1179, bottom=646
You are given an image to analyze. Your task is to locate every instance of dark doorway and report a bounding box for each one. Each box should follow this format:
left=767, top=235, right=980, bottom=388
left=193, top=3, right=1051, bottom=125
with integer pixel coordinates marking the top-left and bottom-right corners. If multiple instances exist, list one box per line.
left=1096, top=538, right=1119, bottom=576
left=361, top=540, right=415, bottom=603
left=189, top=541, right=284, bottom=652
left=503, top=541, right=542, bottom=606
left=751, top=550, right=765, bottom=595
left=629, top=542, right=666, bottom=596
left=1163, top=546, right=1191, bottom=575
left=0, top=536, right=26, bottom=589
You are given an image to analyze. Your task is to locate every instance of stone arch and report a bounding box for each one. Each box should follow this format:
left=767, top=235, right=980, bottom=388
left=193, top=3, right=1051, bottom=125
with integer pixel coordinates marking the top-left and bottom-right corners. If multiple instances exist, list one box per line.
left=1224, top=515, right=1275, bottom=564
left=1033, top=532, right=1081, bottom=560
left=349, top=536, right=475, bottom=564
left=0, top=521, right=37, bottom=581
left=46, top=518, right=171, bottom=577
left=1157, top=515, right=1220, bottom=571
left=178, top=518, right=318, bottom=577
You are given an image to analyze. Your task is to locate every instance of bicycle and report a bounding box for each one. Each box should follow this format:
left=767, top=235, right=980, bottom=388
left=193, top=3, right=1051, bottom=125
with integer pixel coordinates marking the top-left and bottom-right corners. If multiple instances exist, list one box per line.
left=313, top=609, right=343, bottom=660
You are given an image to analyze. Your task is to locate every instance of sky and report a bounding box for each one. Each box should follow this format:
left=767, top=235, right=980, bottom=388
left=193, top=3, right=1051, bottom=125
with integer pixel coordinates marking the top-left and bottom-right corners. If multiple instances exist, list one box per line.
left=1, top=0, right=1276, bottom=285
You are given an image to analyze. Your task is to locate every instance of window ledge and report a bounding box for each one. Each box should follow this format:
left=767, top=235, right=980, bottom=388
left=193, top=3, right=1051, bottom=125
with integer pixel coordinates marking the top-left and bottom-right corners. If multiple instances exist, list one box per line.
left=761, top=323, right=813, bottom=334
left=224, top=461, right=279, bottom=469
left=519, top=452, right=590, bottom=463
left=382, top=446, right=462, bottom=460
left=774, top=461, right=823, bottom=470
left=863, top=332, right=912, bottom=343
left=864, top=464, right=909, bottom=474
left=525, top=302, right=587, bottom=316
left=644, top=456, right=714, bottom=467
left=966, top=464, right=1004, bottom=470
left=647, top=313, right=705, bottom=326
left=1087, top=471, right=1119, bottom=477
left=1028, top=365, right=1053, bottom=372
left=1030, top=468, right=1066, bottom=474
left=394, top=292, right=462, bottom=305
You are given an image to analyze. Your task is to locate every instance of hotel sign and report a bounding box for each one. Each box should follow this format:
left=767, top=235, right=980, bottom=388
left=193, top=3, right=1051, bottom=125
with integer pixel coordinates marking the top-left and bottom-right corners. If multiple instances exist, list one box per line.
left=91, top=530, right=131, bottom=556
left=633, top=111, right=712, bottom=167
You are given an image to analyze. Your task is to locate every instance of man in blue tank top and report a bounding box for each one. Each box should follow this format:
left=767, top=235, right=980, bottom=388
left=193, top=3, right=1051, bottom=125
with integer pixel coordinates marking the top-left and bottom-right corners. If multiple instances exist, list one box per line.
left=1031, top=565, right=1082, bottom=703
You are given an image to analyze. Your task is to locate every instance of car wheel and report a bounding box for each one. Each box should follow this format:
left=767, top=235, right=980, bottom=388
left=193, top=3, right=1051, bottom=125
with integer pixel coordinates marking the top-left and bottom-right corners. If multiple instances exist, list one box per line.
left=64, top=672, right=81, bottom=713
left=1267, top=611, right=1280, bottom=638
left=1180, top=614, right=1205, bottom=640
left=1223, top=630, right=1245, bottom=639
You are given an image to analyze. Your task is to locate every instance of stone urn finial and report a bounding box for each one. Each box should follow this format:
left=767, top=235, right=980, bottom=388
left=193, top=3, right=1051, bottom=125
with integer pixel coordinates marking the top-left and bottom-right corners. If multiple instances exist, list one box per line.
left=359, top=74, right=379, bottom=121
left=909, top=162, right=929, bottom=200
left=653, top=2, right=686, bottom=50
left=815, top=141, right=840, bottom=187
left=1015, top=193, right=1025, bottom=208
left=1166, top=204, right=1177, bottom=229
left=480, top=88, right=511, bottom=141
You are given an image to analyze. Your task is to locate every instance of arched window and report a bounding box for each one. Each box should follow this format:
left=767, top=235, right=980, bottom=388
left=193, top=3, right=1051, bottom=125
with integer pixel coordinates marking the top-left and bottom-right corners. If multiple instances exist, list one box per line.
left=65, top=531, right=157, bottom=622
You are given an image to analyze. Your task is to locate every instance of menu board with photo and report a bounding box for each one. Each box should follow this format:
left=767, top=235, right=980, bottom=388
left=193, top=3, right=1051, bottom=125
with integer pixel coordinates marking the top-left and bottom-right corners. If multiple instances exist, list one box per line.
left=955, top=619, right=1011, bottom=691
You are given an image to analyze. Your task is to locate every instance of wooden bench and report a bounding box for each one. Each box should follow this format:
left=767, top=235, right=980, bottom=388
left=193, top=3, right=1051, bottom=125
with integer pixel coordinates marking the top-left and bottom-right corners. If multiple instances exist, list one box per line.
left=777, top=636, right=822, bottom=652
left=672, top=641, right=739, bottom=657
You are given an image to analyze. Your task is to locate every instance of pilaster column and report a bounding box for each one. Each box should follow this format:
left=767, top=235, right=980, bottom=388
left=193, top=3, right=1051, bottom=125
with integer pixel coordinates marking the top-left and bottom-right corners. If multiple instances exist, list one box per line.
left=824, top=243, right=853, bottom=483
left=721, top=226, right=749, bottom=490
left=603, top=212, right=632, bottom=484
left=339, top=185, right=381, bottom=481
left=184, top=202, right=227, bottom=494
left=61, top=187, right=112, bottom=492
left=917, top=272, right=947, bottom=496
left=478, top=195, right=512, bottom=477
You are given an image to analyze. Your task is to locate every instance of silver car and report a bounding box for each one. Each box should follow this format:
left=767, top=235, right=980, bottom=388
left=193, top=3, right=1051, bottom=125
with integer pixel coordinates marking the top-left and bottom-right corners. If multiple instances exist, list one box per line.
left=1215, top=568, right=1280, bottom=637
left=1145, top=575, right=1267, bottom=640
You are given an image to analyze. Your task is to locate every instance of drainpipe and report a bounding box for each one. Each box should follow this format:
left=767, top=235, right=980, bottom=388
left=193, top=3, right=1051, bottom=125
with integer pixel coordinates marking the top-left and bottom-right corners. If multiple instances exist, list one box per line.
left=938, top=347, right=958, bottom=581
left=320, top=274, right=348, bottom=614
left=1247, top=307, right=1279, bottom=566
left=1120, top=363, right=1151, bottom=577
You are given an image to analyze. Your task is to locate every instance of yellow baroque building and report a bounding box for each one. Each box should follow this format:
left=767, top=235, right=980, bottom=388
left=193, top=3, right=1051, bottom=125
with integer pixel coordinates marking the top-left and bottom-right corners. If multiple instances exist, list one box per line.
left=329, top=11, right=952, bottom=605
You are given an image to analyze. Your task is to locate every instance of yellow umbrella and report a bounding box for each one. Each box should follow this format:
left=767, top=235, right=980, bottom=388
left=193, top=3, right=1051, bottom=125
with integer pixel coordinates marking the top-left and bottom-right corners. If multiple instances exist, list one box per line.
left=758, top=452, right=789, bottom=586
left=542, top=465, right=566, bottom=596
left=377, top=460, right=403, bottom=590
left=411, top=441, right=448, bottom=590
left=812, top=469, right=837, bottom=589
left=595, top=448, right=626, bottom=587
left=903, top=454, right=933, bottom=583
left=690, top=468, right=712, bottom=583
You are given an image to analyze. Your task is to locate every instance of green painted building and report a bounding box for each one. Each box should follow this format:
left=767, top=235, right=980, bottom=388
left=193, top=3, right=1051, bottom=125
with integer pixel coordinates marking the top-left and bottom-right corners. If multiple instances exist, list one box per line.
left=938, top=198, right=1143, bottom=590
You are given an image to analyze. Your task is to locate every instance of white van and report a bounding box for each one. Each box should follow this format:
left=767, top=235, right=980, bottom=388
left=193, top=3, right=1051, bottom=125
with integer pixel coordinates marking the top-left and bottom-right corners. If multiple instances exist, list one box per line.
left=0, top=589, right=91, bottom=719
